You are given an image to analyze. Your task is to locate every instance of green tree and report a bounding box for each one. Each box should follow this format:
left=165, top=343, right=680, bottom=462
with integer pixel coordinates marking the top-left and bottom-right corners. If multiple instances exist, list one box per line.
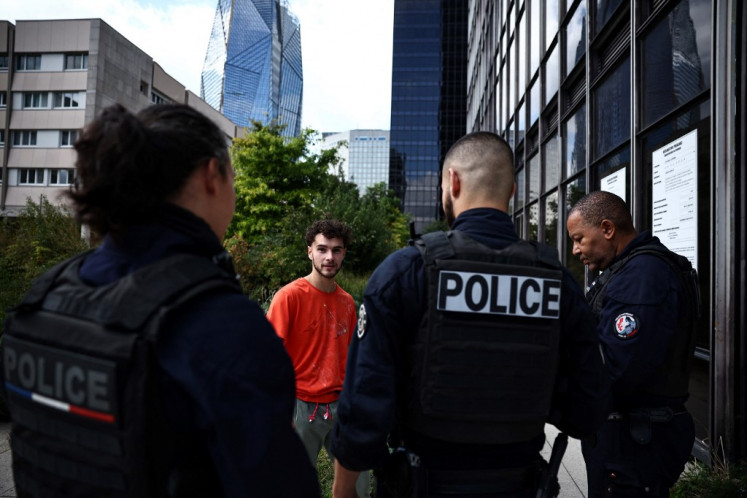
left=1, top=197, right=88, bottom=323
left=225, top=121, right=409, bottom=304
left=229, top=120, right=342, bottom=242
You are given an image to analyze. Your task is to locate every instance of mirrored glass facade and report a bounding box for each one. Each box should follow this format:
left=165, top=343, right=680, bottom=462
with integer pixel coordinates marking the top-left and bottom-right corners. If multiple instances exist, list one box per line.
left=467, top=0, right=746, bottom=464
left=389, top=0, right=468, bottom=232
left=201, top=0, right=302, bottom=136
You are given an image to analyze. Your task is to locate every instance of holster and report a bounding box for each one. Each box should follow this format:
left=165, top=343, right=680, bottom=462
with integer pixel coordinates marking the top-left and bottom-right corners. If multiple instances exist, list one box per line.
left=375, top=448, right=423, bottom=498
left=628, top=407, right=674, bottom=445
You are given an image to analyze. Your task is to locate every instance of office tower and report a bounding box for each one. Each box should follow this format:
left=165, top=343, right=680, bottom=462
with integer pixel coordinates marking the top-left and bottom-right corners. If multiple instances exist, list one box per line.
left=389, top=0, right=468, bottom=232
left=466, top=0, right=746, bottom=466
left=0, top=19, right=239, bottom=217
left=322, top=130, right=390, bottom=194
left=201, top=0, right=303, bottom=136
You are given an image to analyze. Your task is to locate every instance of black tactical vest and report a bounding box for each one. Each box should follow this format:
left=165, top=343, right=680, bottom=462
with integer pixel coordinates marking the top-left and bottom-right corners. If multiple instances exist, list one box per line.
left=408, top=231, right=563, bottom=445
left=585, top=244, right=701, bottom=400
left=2, top=251, right=242, bottom=497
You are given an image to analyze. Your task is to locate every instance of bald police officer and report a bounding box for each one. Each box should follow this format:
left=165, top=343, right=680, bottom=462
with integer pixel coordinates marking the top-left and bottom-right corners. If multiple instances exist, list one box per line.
left=566, top=191, right=700, bottom=497
left=331, top=132, right=610, bottom=498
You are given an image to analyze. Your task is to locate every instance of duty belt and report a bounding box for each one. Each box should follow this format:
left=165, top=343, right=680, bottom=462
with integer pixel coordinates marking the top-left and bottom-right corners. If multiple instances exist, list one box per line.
left=606, top=406, right=688, bottom=445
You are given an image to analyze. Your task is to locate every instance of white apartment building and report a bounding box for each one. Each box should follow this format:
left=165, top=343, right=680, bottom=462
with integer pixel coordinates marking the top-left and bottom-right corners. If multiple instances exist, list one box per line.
left=0, top=19, right=241, bottom=216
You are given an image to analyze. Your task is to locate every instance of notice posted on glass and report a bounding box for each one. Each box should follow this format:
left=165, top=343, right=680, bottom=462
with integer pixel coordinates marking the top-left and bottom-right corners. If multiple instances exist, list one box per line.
left=652, top=129, right=698, bottom=271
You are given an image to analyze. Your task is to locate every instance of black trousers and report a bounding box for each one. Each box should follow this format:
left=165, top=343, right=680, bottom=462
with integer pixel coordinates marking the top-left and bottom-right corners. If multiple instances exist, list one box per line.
left=582, top=412, right=694, bottom=497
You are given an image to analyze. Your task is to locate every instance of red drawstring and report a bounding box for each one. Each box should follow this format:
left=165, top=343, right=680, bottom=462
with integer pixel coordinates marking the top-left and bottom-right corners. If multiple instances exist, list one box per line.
left=308, top=403, right=330, bottom=422
left=309, top=403, right=319, bottom=422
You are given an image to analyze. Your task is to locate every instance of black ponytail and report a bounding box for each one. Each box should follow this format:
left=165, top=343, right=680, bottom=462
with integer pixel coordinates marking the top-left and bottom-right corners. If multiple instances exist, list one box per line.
left=68, top=103, right=230, bottom=237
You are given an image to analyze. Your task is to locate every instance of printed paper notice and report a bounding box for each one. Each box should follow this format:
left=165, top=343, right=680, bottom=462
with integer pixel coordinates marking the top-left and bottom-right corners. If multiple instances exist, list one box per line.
left=652, top=129, right=698, bottom=270
left=601, top=168, right=626, bottom=203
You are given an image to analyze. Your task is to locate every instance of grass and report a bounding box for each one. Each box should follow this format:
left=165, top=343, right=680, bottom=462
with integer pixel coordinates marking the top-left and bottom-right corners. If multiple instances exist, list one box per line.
left=671, top=451, right=747, bottom=497
left=316, top=450, right=375, bottom=498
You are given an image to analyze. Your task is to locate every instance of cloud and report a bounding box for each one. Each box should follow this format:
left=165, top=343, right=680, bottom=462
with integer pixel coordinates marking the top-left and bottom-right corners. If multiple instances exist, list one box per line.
left=5, top=0, right=393, bottom=134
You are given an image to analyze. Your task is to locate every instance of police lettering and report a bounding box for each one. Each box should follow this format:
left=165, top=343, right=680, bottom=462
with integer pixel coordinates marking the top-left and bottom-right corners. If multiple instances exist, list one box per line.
left=3, top=340, right=114, bottom=413
left=437, top=270, right=561, bottom=318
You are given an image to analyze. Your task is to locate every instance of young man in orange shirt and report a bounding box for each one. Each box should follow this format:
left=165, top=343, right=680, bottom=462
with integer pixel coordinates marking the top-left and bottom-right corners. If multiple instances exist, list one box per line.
left=267, top=219, right=370, bottom=497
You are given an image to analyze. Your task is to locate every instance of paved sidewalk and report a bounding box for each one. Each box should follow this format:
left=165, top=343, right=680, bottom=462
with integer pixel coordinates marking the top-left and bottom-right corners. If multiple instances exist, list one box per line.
left=0, top=423, right=14, bottom=497
left=0, top=422, right=587, bottom=497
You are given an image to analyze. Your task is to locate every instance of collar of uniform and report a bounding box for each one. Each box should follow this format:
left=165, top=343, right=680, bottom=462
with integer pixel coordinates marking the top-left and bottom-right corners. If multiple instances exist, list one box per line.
left=451, top=208, right=518, bottom=248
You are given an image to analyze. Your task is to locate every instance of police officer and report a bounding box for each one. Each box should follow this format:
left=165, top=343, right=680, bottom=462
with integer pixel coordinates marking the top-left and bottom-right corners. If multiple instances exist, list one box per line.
left=566, top=191, right=699, bottom=497
left=1, top=104, right=319, bottom=497
left=330, top=132, right=610, bottom=498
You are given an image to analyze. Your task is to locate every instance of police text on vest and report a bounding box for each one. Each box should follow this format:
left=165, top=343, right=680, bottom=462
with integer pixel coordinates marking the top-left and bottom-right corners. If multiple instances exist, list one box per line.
left=437, top=270, right=561, bottom=318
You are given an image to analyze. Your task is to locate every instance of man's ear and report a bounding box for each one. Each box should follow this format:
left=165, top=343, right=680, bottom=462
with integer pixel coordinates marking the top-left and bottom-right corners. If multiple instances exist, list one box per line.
left=600, top=219, right=616, bottom=240
left=202, top=158, right=223, bottom=196
left=449, top=168, right=461, bottom=198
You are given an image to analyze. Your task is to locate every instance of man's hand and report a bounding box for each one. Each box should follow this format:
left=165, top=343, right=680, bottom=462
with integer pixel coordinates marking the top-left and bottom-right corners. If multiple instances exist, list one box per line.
left=332, top=459, right=360, bottom=498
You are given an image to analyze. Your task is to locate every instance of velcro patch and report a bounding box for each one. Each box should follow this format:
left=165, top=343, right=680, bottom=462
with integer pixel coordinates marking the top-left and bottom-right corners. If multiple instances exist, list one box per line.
left=614, top=313, right=640, bottom=340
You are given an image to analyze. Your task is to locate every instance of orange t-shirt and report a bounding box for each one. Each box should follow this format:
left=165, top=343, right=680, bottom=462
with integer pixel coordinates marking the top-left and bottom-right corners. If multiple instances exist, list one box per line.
left=266, top=278, right=357, bottom=403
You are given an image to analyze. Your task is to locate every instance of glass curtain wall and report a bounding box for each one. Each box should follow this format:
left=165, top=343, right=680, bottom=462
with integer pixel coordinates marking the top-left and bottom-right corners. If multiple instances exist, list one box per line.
left=469, top=0, right=714, bottom=459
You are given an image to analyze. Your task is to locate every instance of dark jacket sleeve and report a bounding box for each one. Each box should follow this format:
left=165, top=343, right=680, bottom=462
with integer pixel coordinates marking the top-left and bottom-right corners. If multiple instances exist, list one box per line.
left=551, top=269, right=612, bottom=438
left=598, top=255, right=682, bottom=403
left=158, top=292, right=320, bottom=497
left=331, top=248, right=424, bottom=471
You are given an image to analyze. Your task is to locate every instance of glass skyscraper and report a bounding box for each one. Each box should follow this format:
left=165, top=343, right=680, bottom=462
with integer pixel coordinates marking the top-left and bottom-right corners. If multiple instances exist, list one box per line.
left=201, top=0, right=303, bottom=136
left=389, top=0, right=468, bottom=232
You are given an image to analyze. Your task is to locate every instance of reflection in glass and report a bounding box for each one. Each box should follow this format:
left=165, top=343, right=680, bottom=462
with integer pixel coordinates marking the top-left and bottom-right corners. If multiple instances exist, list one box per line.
left=530, top=80, right=540, bottom=126
left=530, top=0, right=541, bottom=76
left=595, top=0, right=623, bottom=36
left=528, top=203, right=540, bottom=241
left=544, top=190, right=559, bottom=247
left=517, top=101, right=526, bottom=145
left=518, top=12, right=527, bottom=95
left=545, top=0, right=559, bottom=51
left=516, top=166, right=526, bottom=208
left=594, top=58, right=631, bottom=159
left=641, top=0, right=711, bottom=127
left=515, top=212, right=525, bottom=239
left=508, top=41, right=515, bottom=111
left=545, top=45, right=559, bottom=103
left=563, top=103, right=586, bottom=178
left=564, top=175, right=587, bottom=287
left=528, top=153, right=540, bottom=202
left=565, top=0, right=587, bottom=77
left=544, top=133, right=560, bottom=191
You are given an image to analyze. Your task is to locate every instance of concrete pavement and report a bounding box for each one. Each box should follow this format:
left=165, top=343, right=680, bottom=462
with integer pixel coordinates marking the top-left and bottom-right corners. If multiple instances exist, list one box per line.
left=0, top=422, right=588, bottom=497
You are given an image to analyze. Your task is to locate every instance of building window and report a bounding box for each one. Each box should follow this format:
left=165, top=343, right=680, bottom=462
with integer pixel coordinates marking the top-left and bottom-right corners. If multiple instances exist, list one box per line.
left=15, top=54, right=42, bottom=71
left=49, top=169, right=74, bottom=185
left=0, top=92, right=6, bottom=108
left=12, top=131, right=37, bottom=146
left=23, top=92, right=49, bottom=109
left=64, top=53, right=88, bottom=70
left=19, top=168, right=45, bottom=185
left=53, top=92, right=81, bottom=108
left=151, top=90, right=170, bottom=104
left=0, top=130, right=4, bottom=146
left=61, top=130, right=79, bottom=147
left=0, top=54, right=8, bottom=70
left=593, top=57, right=630, bottom=160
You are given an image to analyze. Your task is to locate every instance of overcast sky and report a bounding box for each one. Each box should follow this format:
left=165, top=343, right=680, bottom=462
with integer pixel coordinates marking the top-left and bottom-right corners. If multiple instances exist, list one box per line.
left=4, top=0, right=394, bottom=133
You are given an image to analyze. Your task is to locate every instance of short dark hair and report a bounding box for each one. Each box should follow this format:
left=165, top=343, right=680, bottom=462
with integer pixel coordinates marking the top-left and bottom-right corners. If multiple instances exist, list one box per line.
left=68, top=103, right=230, bottom=237
left=305, top=219, right=353, bottom=247
left=569, top=190, right=635, bottom=233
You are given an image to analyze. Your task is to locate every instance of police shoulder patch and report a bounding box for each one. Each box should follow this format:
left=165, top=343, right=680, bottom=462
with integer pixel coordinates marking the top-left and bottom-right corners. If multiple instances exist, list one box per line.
left=357, top=304, right=367, bottom=339
left=613, top=312, right=640, bottom=340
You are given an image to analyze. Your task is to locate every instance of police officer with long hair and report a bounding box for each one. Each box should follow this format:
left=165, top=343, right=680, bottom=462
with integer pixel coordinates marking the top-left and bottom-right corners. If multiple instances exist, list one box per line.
left=2, top=104, right=319, bottom=497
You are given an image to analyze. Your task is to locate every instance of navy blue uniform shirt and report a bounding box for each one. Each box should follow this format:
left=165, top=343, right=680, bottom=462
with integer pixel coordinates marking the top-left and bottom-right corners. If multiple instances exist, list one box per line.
left=593, top=230, right=688, bottom=410
left=331, top=208, right=610, bottom=472
left=78, top=204, right=319, bottom=497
